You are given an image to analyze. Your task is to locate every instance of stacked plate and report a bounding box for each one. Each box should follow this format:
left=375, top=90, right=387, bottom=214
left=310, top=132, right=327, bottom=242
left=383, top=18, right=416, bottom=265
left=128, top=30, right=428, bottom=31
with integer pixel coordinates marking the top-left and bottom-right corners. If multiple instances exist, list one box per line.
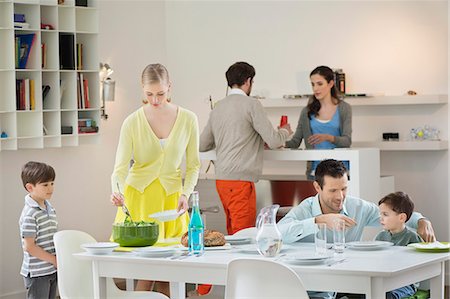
left=81, top=242, right=119, bottom=255
left=224, top=235, right=252, bottom=245
left=282, top=254, right=331, bottom=265
left=134, top=247, right=177, bottom=258
left=346, top=241, right=393, bottom=251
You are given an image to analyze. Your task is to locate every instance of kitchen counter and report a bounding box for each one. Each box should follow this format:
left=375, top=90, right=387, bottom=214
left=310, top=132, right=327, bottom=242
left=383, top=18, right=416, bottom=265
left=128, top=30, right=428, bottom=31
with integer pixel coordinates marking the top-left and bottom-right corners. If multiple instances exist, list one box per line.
left=199, top=148, right=382, bottom=204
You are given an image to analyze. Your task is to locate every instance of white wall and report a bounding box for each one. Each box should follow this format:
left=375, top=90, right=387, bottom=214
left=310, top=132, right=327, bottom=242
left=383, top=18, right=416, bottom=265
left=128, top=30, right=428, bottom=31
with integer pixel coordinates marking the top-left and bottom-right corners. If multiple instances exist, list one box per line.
left=164, top=1, right=448, bottom=239
left=0, top=1, right=166, bottom=298
left=1, top=1, right=448, bottom=297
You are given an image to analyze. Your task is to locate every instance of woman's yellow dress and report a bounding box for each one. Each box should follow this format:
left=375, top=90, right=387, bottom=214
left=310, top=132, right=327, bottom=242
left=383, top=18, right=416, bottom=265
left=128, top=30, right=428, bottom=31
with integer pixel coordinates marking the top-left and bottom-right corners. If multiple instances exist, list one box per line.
left=113, top=179, right=189, bottom=241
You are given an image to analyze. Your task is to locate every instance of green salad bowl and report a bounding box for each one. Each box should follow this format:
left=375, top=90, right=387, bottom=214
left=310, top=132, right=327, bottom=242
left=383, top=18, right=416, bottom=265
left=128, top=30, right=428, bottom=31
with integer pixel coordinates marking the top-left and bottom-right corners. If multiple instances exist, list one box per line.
left=112, top=221, right=159, bottom=247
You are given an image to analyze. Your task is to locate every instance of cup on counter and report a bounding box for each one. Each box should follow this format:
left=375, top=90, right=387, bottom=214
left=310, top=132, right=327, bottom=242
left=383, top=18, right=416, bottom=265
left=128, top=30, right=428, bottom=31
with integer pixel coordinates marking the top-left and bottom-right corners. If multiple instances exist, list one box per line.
left=280, top=115, right=288, bottom=127
left=315, top=223, right=327, bottom=256
left=333, top=219, right=346, bottom=254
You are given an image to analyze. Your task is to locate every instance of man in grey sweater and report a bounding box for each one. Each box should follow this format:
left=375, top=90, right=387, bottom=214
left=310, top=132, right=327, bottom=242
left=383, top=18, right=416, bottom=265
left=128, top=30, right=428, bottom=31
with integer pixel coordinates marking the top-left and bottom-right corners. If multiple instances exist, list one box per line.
left=200, top=61, right=292, bottom=235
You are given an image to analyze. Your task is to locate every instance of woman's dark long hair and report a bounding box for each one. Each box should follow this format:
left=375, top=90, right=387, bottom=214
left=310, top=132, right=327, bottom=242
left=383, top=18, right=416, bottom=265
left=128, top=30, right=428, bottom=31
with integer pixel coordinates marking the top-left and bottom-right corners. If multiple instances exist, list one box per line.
left=307, top=66, right=341, bottom=119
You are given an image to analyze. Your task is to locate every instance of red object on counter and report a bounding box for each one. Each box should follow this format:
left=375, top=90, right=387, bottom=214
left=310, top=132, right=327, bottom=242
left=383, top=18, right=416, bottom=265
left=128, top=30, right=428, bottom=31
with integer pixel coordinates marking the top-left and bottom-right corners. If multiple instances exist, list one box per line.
left=280, top=115, right=288, bottom=127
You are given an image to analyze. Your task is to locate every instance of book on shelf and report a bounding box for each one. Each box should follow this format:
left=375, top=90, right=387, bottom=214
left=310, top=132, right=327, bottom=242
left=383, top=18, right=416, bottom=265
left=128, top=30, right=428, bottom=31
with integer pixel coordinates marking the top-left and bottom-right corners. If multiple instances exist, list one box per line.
left=42, top=85, right=51, bottom=102
left=41, top=43, right=47, bottom=68
left=59, top=33, right=75, bottom=70
left=15, top=33, right=36, bottom=69
left=30, top=80, right=35, bottom=110
left=75, top=0, right=88, bottom=7
left=14, top=22, right=30, bottom=29
left=76, top=43, right=83, bottom=70
left=14, top=14, right=26, bottom=23
left=83, top=79, right=90, bottom=108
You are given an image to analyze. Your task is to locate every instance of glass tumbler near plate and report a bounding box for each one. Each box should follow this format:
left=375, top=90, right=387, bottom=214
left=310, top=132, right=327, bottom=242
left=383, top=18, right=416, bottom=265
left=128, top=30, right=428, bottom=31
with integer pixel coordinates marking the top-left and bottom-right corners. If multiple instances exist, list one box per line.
left=333, top=219, right=346, bottom=254
left=315, top=223, right=327, bottom=256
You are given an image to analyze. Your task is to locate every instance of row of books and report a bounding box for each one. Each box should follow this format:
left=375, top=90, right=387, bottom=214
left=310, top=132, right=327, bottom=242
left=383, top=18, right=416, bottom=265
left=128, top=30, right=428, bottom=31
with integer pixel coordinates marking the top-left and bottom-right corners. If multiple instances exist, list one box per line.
left=77, top=73, right=90, bottom=109
left=78, top=118, right=98, bottom=134
left=16, top=79, right=36, bottom=110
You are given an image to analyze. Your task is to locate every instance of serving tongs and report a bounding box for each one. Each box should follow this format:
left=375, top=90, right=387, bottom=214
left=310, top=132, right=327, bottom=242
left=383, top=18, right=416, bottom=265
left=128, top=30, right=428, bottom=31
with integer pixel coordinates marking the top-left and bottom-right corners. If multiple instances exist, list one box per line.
left=116, top=182, right=133, bottom=222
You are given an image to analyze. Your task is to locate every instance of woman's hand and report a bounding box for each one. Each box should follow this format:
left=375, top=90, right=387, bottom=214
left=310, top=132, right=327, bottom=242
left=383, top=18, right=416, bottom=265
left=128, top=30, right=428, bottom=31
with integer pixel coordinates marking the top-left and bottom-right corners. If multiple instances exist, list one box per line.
left=177, top=194, right=188, bottom=213
left=307, top=134, right=334, bottom=145
left=110, top=192, right=124, bottom=207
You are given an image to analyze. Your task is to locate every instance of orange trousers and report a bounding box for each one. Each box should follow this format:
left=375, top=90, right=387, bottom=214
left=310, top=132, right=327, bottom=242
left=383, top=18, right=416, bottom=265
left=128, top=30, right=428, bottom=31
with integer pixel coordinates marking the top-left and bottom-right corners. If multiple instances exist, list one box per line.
left=216, top=180, right=257, bottom=235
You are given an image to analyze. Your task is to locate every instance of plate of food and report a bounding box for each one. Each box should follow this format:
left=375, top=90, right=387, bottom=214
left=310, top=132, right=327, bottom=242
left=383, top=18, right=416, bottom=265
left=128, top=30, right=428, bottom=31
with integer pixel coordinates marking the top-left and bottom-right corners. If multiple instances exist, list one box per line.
left=81, top=242, right=119, bottom=255
left=346, top=241, right=393, bottom=250
left=179, top=229, right=231, bottom=250
left=408, top=242, right=450, bottom=253
left=149, top=209, right=185, bottom=222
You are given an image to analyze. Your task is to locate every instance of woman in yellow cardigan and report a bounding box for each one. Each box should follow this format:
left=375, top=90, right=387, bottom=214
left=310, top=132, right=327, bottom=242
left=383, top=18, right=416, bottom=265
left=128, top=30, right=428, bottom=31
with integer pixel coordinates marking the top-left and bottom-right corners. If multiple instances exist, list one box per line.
left=110, top=63, right=200, bottom=290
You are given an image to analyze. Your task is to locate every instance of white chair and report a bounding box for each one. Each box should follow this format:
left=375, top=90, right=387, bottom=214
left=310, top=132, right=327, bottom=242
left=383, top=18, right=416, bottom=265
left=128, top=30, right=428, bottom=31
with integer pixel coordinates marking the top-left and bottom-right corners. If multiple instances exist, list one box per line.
left=225, top=259, right=310, bottom=299
left=54, top=230, right=169, bottom=299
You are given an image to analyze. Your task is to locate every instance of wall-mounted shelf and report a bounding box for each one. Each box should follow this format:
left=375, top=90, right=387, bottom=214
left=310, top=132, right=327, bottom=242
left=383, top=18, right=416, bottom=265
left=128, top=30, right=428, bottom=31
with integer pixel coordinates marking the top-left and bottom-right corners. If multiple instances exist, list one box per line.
left=352, top=140, right=448, bottom=151
left=260, top=94, right=448, bottom=108
left=0, top=0, right=99, bottom=151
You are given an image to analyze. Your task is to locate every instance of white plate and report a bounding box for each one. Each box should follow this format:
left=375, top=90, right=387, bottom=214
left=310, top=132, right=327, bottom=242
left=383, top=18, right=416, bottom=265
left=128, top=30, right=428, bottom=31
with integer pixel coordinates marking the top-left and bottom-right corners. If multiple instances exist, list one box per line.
left=178, top=243, right=232, bottom=251
left=224, top=236, right=252, bottom=245
left=81, top=242, right=119, bottom=255
left=233, top=244, right=292, bottom=254
left=134, top=247, right=176, bottom=258
left=283, top=254, right=331, bottom=265
left=347, top=241, right=393, bottom=250
left=149, top=209, right=184, bottom=222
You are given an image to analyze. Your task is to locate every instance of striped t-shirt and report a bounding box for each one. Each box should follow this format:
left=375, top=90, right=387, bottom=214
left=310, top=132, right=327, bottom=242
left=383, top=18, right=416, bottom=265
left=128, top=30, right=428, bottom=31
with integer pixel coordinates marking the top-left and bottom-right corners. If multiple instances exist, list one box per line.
left=19, top=194, right=58, bottom=277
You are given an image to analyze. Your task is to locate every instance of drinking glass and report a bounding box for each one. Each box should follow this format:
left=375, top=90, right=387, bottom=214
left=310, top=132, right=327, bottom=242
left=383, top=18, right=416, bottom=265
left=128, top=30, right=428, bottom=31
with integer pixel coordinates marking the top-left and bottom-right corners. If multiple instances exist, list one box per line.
left=315, top=223, right=327, bottom=256
left=333, top=219, right=346, bottom=254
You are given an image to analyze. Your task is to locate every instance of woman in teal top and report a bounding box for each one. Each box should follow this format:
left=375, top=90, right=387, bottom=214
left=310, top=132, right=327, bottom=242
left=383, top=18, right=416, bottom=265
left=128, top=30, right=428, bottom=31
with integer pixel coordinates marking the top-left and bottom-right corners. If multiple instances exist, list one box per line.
left=286, top=65, right=352, bottom=178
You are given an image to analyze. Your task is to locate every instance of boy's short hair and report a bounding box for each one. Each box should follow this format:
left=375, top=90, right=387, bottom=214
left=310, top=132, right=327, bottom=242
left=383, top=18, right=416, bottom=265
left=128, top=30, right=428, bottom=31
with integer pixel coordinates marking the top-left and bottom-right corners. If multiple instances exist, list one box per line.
left=314, top=159, right=348, bottom=189
left=225, top=62, right=255, bottom=88
left=21, top=161, right=56, bottom=190
left=379, top=191, right=414, bottom=221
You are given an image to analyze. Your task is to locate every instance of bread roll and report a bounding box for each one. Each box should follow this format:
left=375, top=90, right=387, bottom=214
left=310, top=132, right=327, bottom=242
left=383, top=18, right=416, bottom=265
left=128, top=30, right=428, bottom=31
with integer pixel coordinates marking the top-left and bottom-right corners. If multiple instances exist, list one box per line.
left=181, top=229, right=226, bottom=247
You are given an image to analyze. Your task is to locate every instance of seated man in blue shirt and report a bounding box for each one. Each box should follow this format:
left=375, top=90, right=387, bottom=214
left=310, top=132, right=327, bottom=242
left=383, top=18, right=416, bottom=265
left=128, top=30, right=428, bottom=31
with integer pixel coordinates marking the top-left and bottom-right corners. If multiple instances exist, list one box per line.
left=278, top=159, right=435, bottom=299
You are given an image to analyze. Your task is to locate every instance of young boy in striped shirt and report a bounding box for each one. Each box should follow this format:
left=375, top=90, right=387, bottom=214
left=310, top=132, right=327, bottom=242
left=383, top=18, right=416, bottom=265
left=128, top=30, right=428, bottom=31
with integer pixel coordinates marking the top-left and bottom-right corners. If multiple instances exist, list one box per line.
left=19, top=161, right=58, bottom=299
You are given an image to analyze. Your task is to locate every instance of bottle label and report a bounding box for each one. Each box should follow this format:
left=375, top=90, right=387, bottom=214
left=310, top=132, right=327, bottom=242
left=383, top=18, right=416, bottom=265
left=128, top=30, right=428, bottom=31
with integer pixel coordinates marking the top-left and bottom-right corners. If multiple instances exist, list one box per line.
left=188, top=227, right=204, bottom=255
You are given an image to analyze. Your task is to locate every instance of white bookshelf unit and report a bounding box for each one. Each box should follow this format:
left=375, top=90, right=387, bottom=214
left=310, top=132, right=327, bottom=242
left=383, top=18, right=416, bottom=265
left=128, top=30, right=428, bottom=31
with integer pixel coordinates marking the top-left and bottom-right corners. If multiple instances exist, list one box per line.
left=260, top=94, right=448, bottom=151
left=0, top=0, right=99, bottom=151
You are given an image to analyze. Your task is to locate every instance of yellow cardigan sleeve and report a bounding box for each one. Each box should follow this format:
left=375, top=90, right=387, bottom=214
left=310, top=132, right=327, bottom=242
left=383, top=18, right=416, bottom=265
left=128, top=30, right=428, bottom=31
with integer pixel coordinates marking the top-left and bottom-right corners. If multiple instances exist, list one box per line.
left=182, top=113, right=200, bottom=198
left=111, top=116, right=133, bottom=193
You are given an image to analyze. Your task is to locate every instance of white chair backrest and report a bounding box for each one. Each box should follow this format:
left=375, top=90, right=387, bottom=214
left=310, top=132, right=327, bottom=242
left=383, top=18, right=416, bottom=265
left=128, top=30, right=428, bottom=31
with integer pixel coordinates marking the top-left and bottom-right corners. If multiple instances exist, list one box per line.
left=54, top=230, right=96, bottom=299
left=225, top=259, right=309, bottom=299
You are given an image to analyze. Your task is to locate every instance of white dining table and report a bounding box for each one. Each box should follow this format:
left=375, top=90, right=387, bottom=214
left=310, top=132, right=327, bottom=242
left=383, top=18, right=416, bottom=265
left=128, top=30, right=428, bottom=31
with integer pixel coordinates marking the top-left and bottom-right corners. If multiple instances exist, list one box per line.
left=75, top=243, right=449, bottom=299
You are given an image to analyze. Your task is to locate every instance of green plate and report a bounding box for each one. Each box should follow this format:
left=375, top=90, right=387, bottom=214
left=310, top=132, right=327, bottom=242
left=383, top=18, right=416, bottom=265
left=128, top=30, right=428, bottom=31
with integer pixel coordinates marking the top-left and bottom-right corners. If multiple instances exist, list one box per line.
left=408, top=242, right=450, bottom=253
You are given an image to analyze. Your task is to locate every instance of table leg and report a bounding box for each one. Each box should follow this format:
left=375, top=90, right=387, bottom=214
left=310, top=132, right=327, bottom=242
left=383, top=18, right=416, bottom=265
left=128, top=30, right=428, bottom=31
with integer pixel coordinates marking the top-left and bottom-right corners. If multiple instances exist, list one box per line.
left=92, top=261, right=107, bottom=299
left=429, top=262, right=445, bottom=298
left=367, top=277, right=385, bottom=299
left=169, top=281, right=185, bottom=299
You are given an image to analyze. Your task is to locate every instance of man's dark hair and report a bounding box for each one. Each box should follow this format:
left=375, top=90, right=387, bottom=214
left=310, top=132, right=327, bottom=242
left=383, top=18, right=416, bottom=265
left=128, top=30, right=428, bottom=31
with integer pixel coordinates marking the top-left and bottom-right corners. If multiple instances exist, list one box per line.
left=21, top=161, right=56, bottom=190
left=225, top=62, right=255, bottom=88
left=314, top=159, right=348, bottom=188
left=379, top=192, right=414, bottom=222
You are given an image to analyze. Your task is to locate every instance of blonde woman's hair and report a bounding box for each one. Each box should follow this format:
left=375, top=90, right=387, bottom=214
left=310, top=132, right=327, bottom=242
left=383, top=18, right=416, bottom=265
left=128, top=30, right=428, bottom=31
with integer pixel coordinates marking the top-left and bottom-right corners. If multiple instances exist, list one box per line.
left=141, top=63, right=171, bottom=104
